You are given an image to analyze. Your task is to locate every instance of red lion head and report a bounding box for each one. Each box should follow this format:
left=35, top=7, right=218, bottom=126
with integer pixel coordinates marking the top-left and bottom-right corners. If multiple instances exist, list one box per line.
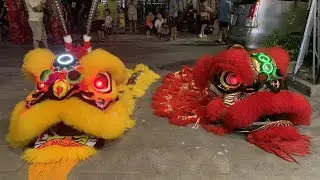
left=193, top=45, right=312, bottom=162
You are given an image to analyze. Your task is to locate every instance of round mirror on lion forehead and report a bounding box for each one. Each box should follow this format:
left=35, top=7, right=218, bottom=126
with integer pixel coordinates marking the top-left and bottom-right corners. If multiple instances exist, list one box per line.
left=53, top=53, right=79, bottom=71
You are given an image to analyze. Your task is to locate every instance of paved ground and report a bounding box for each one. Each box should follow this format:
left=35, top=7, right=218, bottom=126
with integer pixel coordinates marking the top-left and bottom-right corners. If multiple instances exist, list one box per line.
left=1, top=35, right=320, bottom=180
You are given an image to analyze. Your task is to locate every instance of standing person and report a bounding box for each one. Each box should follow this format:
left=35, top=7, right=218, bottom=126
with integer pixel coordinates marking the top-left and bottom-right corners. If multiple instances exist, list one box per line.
left=69, top=0, right=81, bottom=33
left=199, top=0, right=212, bottom=38
left=211, top=0, right=219, bottom=36
left=25, top=0, right=49, bottom=49
left=127, top=0, right=137, bottom=32
left=106, top=0, right=118, bottom=33
left=154, top=13, right=164, bottom=38
left=104, top=9, right=112, bottom=38
left=93, top=1, right=106, bottom=41
left=145, top=11, right=154, bottom=38
left=78, top=0, right=85, bottom=34
left=217, top=0, right=229, bottom=44
left=168, top=0, right=178, bottom=41
left=118, top=7, right=125, bottom=33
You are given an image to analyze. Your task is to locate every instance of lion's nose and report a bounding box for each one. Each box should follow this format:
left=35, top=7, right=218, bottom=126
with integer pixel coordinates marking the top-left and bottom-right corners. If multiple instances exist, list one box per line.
left=53, top=79, right=70, bottom=99
left=56, top=86, right=63, bottom=96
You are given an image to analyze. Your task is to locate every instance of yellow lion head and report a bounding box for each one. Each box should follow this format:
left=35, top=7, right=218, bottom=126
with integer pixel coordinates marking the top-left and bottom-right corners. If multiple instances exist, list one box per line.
left=7, top=48, right=138, bottom=163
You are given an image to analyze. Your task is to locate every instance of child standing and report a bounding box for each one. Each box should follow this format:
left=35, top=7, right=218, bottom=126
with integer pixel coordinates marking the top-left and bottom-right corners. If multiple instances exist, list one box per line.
left=161, top=17, right=170, bottom=38
left=104, top=9, right=113, bottom=38
left=154, top=13, right=164, bottom=38
left=146, top=11, right=154, bottom=37
left=119, top=8, right=125, bottom=33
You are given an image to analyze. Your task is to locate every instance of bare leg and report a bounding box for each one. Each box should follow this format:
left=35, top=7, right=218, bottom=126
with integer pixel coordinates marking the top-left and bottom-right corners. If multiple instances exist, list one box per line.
left=101, top=30, right=106, bottom=40
left=218, top=29, right=222, bottom=41
left=222, top=26, right=228, bottom=41
left=217, top=27, right=226, bottom=44
left=42, top=39, right=49, bottom=49
left=146, top=30, right=150, bottom=37
left=129, top=20, right=132, bottom=32
left=41, top=23, right=48, bottom=48
left=212, top=19, right=219, bottom=36
left=97, top=31, right=101, bottom=41
left=133, top=20, right=137, bottom=32
left=33, top=40, right=40, bottom=49
left=0, top=25, right=2, bottom=41
left=173, top=27, right=177, bottom=40
left=200, top=24, right=207, bottom=37
left=170, top=27, right=174, bottom=41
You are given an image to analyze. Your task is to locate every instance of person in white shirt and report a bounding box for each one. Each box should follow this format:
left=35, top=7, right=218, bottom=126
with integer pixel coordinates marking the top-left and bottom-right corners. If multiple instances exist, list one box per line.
left=103, top=9, right=113, bottom=38
left=127, top=0, right=137, bottom=32
left=25, top=0, right=48, bottom=49
left=154, top=13, right=164, bottom=37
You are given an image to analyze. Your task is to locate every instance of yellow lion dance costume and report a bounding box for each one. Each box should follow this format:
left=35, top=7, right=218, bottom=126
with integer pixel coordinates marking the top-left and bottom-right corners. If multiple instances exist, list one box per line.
left=6, top=33, right=159, bottom=179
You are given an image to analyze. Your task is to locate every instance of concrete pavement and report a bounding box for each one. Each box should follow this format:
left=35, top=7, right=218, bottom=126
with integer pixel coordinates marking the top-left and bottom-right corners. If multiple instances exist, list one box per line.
left=1, top=35, right=320, bottom=180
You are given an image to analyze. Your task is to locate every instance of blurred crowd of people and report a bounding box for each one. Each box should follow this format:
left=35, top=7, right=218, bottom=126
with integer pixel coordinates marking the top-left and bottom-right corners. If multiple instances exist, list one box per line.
left=92, top=0, right=138, bottom=41
left=1, top=0, right=230, bottom=46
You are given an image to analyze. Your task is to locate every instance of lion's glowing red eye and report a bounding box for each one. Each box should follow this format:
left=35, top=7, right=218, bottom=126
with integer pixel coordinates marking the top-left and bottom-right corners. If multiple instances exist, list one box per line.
left=93, top=73, right=112, bottom=93
left=225, top=73, right=240, bottom=86
left=38, top=83, right=45, bottom=89
left=94, top=80, right=104, bottom=88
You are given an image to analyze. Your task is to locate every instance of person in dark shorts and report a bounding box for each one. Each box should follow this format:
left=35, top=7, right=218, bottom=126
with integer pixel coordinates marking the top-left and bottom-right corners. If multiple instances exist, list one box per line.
left=68, top=0, right=82, bottom=33
left=199, top=0, right=212, bottom=38
left=168, top=0, right=178, bottom=41
left=92, top=1, right=106, bottom=41
left=217, top=0, right=230, bottom=44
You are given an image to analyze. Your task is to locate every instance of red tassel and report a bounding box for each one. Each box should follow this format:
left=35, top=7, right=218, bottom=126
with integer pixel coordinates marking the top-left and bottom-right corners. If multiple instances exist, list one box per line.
left=201, top=124, right=231, bottom=135
left=151, top=67, right=211, bottom=126
left=247, top=126, right=311, bottom=163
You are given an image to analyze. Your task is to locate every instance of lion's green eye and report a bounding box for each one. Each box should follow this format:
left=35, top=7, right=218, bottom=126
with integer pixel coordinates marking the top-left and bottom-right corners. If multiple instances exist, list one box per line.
left=252, top=53, right=271, bottom=63
left=40, top=70, right=52, bottom=82
left=67, top=70, right=82, bottom=84
left=261, top=62, right=274, bottom=74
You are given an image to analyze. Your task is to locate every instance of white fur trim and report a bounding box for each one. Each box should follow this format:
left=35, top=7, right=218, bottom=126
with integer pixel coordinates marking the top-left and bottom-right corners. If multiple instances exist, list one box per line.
left=63, top=35, right=72, bottom=43
left=83, top=34, right=91, bottom=42
left=87, top=48, right=92, bottom=52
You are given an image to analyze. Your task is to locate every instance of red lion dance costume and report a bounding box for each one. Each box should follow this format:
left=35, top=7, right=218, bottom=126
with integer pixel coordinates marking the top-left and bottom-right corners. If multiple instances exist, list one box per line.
left=152, top=45, right=312, bottom=162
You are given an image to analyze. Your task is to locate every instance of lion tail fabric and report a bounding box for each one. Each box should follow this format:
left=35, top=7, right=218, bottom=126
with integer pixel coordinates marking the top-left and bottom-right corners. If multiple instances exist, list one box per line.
left=24, top=146, right=96, bottom=180
left=119, top=64, right=160, bottom=116
left=247, top=126, right=311, bottom=163
left=28, top=160, right=78, bottom=180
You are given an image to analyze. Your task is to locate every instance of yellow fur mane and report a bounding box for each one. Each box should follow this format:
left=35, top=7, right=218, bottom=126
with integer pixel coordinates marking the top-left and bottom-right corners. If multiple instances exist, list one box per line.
left=7, top=49, right=160, bottom=152
left=22, top=49, right=55, bottom=80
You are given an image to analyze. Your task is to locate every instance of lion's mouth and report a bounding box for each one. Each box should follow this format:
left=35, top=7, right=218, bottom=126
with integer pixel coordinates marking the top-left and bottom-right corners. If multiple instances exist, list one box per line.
left=28, top=122, right=105, bottom=149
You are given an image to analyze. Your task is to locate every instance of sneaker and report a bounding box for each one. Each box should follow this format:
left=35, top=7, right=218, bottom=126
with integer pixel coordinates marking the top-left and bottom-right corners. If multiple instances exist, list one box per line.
left=215, top=40, right=227, bottom=44
left=199, top=34, right=203, bottom=38
left=203, top=34, right=208, bottom=37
